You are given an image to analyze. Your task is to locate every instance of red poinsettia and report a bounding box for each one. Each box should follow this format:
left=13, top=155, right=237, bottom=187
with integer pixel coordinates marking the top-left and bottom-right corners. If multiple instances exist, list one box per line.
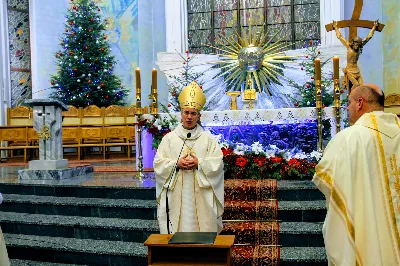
left=288, top=158, right=301, bottom=167
left=147, top=126, right=159, bottom=135
left=221, top=147, right=233, bottom=156
left=235, top=157, right=247, bottom=168
left=137, top=120, right=147, bottom=127
left=254, top=156, right=267, bottom=167
left=270, top=156, right=283, bottom=163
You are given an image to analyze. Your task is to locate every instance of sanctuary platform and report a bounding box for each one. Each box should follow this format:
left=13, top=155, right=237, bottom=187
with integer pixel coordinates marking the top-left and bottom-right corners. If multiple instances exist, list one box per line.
left=0, top=159, right=327, bottom=266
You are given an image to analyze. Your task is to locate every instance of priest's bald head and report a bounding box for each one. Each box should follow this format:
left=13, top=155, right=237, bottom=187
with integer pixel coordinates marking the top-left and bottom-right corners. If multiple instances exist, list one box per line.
left=347, top=84, right=385, bottom=125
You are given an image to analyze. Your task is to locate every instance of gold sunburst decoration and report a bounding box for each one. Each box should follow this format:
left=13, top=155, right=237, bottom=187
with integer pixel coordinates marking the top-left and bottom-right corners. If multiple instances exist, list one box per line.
left=209, top=24, right=299, bottom=96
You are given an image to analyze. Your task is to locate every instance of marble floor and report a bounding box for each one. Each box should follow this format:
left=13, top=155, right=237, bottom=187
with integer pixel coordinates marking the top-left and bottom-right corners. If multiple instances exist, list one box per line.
left=0, top=160, right=156, bottom=188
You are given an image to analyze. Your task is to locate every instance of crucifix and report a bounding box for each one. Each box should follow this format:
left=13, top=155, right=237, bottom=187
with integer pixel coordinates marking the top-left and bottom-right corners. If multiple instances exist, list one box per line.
left=325, top=0, right=385, bottom=92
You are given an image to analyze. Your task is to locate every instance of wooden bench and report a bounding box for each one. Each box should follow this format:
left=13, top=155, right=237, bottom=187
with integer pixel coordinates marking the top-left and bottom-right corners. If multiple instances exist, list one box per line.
left=0, top=105, right=149, bottom=162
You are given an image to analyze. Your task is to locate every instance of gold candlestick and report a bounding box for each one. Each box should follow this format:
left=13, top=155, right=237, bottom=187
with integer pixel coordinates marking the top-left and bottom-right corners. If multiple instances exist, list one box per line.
left=135, top=118, right=144, bottom=179
left=152, top=68, right=157, bottom=94
left=226, top=92, right=241, bottom=110
left=150, top=69, right=158, bottom=115
left=315, top=58, right=321, bottom=81
left=333, top=56, right=341, bottom=133
left=315, top=58, right=323, bottom=151
left=134, top=67, right=144, bottom=178
left=135, top=68, right=142, bottom=115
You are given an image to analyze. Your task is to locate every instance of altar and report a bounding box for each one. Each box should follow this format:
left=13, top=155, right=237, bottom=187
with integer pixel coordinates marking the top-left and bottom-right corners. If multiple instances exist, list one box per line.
left=157, top=106, right=346, bottom=153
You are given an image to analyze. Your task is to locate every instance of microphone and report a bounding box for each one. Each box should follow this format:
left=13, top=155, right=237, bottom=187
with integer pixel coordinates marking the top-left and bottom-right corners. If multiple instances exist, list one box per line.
left=166, top=132, right=191, bottom=234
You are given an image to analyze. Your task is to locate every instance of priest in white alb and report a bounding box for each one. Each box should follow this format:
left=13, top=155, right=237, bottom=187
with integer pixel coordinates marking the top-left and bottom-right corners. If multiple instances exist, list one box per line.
left=154, top=81, right=224, bottom=234
left=313, top=84, right=400, bottom=266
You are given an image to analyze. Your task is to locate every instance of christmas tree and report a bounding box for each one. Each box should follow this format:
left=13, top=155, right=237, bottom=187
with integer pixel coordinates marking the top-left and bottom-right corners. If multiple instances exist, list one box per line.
left=287, top=40, right=344, bottom=108
left=166, top=50, right=208, bottom=112
left=50, top=0, right=129, bottom=107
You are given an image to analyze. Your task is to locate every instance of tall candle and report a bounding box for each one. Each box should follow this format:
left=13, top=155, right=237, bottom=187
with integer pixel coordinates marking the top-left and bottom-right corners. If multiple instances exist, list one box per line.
left=314, top=58, right=321, bottom=81
left=333, top=56, right=339, bottom=79
left=152, top=68, right=157, bottom=94
left=135, top=68, right=141, bottom=95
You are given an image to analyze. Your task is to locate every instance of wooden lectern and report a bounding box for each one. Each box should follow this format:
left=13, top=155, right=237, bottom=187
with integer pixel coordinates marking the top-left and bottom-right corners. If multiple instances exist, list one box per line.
left=144, top=234, right=235, bottom=266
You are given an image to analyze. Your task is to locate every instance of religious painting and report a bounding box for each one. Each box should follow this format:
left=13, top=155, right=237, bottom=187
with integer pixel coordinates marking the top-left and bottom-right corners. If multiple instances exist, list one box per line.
left=98, top=0, right=139, bottom=100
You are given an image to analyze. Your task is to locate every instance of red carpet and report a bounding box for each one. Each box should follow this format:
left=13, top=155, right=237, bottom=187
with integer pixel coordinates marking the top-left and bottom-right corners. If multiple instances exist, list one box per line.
left=222, top=179, right=279, bottom=266
left=232, top=246, right=279, bottom=266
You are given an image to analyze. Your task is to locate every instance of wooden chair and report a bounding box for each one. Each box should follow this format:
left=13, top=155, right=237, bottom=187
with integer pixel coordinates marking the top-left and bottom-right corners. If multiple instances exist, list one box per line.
left=61, top=106, right=81, bottom=158
left=7, top=106, right=33, bottom=126
left=5, top=106, right=33, bottom=158
left=104, top=105, right=129, bottom=157
left=126, top=105, right=137, bottom=156
left=0, top=126, right=29, bottom=161
left=62, top=127, right=81, bottom=160
left=62, top=106, right=80, bottom=126
left=80, top=126, right=105, bottom=159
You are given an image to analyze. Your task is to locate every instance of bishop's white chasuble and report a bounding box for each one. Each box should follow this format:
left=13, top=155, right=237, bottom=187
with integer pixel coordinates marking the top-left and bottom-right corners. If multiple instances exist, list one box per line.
left=154, top=124, right=224, bottom=234
left=313, top=111, right=400, bottom=266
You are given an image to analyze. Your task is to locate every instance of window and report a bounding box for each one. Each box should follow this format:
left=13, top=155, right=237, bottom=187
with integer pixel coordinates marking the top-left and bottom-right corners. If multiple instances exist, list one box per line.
left=187, top=0, right=320, bottom=54
left=7, top=0, right=31, bottom=107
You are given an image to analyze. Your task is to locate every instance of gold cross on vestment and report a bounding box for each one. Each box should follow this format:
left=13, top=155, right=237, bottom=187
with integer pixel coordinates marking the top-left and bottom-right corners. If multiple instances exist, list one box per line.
left=325, top=0, right=385, bottom=41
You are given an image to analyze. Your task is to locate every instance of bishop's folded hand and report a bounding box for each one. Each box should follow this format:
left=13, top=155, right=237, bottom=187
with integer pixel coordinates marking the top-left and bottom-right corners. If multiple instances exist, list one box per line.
left=185, top=154, right=199, bottom=170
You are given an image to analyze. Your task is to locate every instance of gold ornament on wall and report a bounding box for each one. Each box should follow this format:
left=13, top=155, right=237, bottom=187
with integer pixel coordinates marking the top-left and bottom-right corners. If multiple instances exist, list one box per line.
left=208, top=23, right=298, bottom=96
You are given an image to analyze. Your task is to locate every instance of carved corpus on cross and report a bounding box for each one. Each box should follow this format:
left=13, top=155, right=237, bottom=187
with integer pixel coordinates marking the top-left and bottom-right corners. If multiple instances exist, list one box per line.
left=325, top=0, right=385, bottom=92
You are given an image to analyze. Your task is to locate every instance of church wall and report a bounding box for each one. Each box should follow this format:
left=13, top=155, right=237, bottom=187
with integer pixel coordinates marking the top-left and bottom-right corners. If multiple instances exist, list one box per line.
left=382, top=0, right=400, bottom=97
left=344, top=0, right=383, bottom=90
left=138, top=0, right=167, bottom=107
left=29, top=0, right=167, bottom=106
left=29, top=0, right=69, bottom=99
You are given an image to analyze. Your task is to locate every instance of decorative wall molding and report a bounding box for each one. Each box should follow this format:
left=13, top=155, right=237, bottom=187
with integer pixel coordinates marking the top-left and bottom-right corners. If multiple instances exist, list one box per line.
left=385, top=93, right=400, bottom=107
left=0, top=0, right=11, bottom=126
